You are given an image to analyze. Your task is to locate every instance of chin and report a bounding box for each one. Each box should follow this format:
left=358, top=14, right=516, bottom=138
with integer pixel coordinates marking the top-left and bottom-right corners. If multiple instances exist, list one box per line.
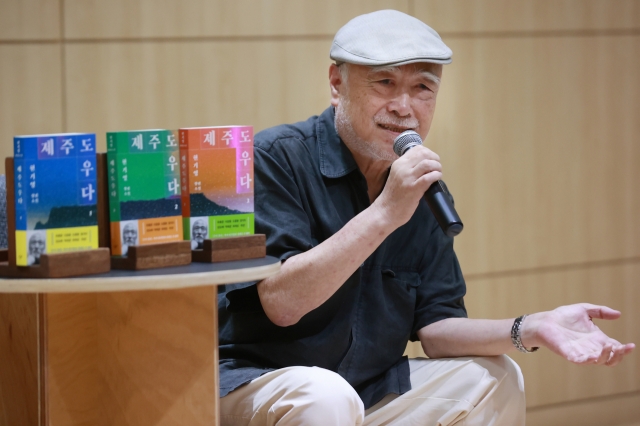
left=364, top=143, right=397, bottom=162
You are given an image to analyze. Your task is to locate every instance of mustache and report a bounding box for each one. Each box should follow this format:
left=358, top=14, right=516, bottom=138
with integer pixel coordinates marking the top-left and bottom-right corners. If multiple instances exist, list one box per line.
left=373, top=114, right=419, bottom=130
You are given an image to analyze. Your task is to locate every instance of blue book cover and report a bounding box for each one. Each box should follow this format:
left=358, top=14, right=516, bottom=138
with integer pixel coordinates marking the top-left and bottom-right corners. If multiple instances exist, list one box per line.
left=13, top=133, right=98, bottom=266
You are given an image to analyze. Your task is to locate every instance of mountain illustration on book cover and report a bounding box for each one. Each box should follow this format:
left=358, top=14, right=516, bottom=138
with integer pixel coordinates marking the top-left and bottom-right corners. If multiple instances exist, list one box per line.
left=179, top=126, right=254, bottom=250
left=107, top=129, right=183, bottom=256
left=13, top=133, right=98, bottom=266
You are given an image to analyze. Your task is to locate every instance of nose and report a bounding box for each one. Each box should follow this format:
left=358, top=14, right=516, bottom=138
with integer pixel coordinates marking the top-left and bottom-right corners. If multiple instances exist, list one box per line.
left=387, top=92, right=412, bottom=117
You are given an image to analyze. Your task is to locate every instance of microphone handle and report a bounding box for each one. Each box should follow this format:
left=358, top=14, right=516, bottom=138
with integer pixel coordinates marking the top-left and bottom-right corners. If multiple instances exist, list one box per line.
left=424, top=180, right=464, bottom=237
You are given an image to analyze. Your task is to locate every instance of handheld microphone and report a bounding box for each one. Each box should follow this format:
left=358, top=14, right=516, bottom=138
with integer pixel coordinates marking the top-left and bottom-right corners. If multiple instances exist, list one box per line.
left=393, top=130, right=463, bottom=237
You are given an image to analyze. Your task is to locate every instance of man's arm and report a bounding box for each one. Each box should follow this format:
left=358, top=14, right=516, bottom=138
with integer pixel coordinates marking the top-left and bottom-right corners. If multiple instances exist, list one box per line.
left=257, top=203, right=392, bottom=327
left=418, top=303, right=635, bottom=366
left=257, top=146, right=443, bottom=327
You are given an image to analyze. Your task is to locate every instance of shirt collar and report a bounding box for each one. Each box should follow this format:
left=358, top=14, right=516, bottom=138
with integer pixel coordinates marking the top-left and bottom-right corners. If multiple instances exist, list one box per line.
left=317, top=106, right=359, bottom=178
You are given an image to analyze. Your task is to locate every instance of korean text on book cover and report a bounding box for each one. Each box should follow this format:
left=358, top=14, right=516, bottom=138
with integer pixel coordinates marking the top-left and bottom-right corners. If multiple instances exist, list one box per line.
left=179, top=126, right=254, bottom=249
left=14, top=133, right=98, bottom=266
left=107, top=130, right=183, bottom=256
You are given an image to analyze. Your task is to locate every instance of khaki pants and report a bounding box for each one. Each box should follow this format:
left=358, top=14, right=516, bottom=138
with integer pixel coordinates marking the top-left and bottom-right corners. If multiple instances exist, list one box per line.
left=220, top=355, right=525, bottom=426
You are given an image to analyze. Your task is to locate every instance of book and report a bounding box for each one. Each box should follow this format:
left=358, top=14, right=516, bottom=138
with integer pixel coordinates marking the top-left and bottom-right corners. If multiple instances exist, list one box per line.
left=107, top=129, right=183, bottom=256
left=13, top=133, right=98, bottom=266
left=179, top=126, right=254, bottom=249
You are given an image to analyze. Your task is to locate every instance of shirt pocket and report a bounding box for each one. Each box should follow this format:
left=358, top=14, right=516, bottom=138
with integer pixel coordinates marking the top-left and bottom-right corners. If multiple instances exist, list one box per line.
left=382, top=269, right=421, bottom=290
left=379, top=269, right=421, bottom=336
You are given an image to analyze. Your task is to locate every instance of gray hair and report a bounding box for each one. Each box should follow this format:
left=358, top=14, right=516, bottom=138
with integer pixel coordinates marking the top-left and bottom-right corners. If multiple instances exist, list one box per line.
left=337, top=62, right=350, bottom=85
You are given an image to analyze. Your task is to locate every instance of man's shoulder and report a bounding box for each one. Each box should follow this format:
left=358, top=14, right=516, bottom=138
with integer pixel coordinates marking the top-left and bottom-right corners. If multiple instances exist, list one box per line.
left=254, top=112, right=323, bottom=153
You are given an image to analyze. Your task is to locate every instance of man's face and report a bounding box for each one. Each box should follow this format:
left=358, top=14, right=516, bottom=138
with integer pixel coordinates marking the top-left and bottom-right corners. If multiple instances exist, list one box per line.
left=330, top=62, right=442, bottom=162
left=122, top=224, right=137, bottom=245
left=192, top=220, right=208, bottom=243
left=29, top=234, right=46, bottom=258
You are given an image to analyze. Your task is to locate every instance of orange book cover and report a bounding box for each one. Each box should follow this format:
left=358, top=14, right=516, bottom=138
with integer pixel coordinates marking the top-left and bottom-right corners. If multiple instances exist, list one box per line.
left=179, top=126, right=254, bottom=249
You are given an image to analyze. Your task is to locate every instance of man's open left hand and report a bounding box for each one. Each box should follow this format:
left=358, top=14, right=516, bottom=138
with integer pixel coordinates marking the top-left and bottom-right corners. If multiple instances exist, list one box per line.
left=522, top=304, right=635, bottom=366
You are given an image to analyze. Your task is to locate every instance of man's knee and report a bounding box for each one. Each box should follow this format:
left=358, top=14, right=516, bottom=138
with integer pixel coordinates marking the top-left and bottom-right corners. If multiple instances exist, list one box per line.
left=475, top=355, right=525, bottom=394
left=261, top=367, right=364, bottom=425
left=437, top=355, right=525, bottom=424
left=283, top=367, right=363, bottom=411
left=471, top=355, right=526, bottom=421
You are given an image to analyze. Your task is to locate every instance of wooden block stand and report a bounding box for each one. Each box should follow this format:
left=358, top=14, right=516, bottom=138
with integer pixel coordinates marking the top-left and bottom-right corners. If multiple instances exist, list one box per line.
left=0, top=157, right=111, bottom=279
left=111, top=241, right=192, bottom=270
left=192, top=234, right=266, bottom=263
left=0, top=249, right=111, bottom=279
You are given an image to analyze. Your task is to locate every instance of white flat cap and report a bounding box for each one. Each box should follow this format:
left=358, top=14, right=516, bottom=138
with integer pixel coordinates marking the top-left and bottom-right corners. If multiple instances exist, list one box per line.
left=330, top=10, right=452, bottom=66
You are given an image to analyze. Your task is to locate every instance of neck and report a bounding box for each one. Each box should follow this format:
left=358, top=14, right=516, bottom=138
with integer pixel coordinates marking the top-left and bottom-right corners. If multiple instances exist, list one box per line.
left=348, top=148, right=392, bottom=203
left=333, top=106, right=394, bottom=203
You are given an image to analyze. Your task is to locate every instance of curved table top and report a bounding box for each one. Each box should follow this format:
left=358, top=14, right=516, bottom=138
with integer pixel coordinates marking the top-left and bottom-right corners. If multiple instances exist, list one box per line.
left=0, top=256, right=281, bottom=293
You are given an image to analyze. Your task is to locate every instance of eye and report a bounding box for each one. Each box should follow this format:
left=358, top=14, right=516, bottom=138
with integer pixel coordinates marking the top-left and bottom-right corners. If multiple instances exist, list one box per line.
left=378, top=79, right=392, bottom=85
left=418, top=83, right=433, bottom=92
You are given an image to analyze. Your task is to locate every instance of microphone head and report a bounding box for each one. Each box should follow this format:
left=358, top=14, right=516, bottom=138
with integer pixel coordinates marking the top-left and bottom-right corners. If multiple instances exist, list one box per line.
left=393, top=130, right=423, bottom=156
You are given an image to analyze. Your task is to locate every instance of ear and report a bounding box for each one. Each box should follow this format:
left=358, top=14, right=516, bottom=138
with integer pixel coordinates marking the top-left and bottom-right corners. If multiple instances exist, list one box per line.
left=329, top=63, right=344, bottom=107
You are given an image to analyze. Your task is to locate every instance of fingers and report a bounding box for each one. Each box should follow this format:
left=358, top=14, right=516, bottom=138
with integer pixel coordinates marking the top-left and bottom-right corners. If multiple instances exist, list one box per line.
left=581, top=304, right=621, bottom=320
left=606, top=343, right=636, bottom=367
left=381, top=146, right=444, bottom=227
left=401, top=144, right=440, bottom=163
left=416, top=171, right=443, bottom=190
left=579, top=342, right=635, bottom=367
left=391, top=149, right=441, bottom=180
left=593, top=342, right=613, bottom=365
left=411, top=159, right=442, bottom=178
left=392, top=146, right=443, bottom=191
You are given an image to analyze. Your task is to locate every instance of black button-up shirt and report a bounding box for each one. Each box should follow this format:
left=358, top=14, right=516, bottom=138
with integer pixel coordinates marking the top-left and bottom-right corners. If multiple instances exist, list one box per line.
left=219, top=107, right=467, bottom=409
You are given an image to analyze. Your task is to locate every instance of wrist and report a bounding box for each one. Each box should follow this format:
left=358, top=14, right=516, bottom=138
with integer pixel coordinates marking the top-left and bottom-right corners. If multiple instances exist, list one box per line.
left=368, top=198, right=400, bottom=231
left=519, top=311, right=546, bottom=350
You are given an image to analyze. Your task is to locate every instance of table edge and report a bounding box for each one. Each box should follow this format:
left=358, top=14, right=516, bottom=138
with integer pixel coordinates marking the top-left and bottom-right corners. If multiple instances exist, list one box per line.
left=0, top=261, right=281, bottom=293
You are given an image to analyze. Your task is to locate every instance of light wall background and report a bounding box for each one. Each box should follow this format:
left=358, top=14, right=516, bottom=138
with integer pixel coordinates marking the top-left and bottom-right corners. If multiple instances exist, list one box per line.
left=1, top=1, right=639, bottom=425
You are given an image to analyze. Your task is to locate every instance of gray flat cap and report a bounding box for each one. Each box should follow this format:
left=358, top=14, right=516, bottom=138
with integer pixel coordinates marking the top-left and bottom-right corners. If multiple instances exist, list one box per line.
left=330, top=10, right=452, bottom=66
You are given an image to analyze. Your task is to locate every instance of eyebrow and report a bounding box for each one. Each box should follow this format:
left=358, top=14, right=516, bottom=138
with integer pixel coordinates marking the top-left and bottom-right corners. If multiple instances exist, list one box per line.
left=368, top=65, right=400, bottom=76
left=367, top=66, right=441, bottom=86
left=419, top=70, right=441, bottom=86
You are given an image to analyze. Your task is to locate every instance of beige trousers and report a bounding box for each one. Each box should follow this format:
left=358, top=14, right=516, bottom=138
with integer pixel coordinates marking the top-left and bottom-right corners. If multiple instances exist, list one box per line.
left=220, top=355, right=525, bottom=426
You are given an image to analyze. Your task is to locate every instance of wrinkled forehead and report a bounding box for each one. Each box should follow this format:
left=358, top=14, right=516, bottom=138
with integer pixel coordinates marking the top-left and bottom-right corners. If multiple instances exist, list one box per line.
left=367, top=63, right=442, bottom=81
left=29, top=234, right=45, bottom=243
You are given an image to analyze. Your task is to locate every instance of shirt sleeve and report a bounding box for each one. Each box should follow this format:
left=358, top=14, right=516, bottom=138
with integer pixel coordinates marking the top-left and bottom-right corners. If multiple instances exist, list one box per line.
left=410, top=220, right=468, bottom=340
left=223, top=140, right=316, bottom=312
left=254, top=142, right=317, bottom=260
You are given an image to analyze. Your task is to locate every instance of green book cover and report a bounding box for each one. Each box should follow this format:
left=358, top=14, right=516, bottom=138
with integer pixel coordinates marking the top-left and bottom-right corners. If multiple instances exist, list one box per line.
left=107, top=130, right=183, bottom=255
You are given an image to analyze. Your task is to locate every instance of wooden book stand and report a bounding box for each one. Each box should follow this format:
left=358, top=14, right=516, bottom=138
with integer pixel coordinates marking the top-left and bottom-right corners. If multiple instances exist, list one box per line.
left=0, top=248, right=110, bottom=278
left=192, top=234, right=266, bottom=263
left=0, top=157, right=111, bottom=279
left=110, top=241, right=192, bottom=270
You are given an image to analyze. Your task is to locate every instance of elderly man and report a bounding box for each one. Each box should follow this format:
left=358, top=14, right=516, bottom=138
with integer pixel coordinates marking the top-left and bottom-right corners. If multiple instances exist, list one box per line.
left=191, top=218, right=208, bottom=249
left=218, top=10, right=635, bottom=425
left=27, top=232, right=46, bottom=265
left=121, top=222, right=138, bottom=256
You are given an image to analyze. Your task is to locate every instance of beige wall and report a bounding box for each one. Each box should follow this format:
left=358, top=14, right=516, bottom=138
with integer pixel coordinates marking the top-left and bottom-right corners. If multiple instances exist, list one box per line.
left=1, top=0, right=639, bottom=424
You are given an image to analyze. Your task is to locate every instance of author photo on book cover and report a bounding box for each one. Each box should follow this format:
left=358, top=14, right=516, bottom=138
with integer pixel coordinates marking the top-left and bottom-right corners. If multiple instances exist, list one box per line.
left=27, top=231, right=46, bottom=265
left=120, top=221, right=139, bottom=256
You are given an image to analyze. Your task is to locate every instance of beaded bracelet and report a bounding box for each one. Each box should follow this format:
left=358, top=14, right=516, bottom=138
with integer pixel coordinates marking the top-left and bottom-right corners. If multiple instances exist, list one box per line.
left=511, top=315, right=539, bottom=353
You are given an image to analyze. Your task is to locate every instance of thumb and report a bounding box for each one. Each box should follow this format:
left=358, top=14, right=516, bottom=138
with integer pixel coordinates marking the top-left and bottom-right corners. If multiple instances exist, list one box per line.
left=583, top=304, right=621, bottom=320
